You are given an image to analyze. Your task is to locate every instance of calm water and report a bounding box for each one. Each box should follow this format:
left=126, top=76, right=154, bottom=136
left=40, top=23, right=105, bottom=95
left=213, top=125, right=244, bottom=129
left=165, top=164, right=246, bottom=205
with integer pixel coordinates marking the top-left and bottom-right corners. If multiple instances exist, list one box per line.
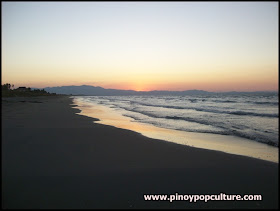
left=74, top=93, right=278, bottom=147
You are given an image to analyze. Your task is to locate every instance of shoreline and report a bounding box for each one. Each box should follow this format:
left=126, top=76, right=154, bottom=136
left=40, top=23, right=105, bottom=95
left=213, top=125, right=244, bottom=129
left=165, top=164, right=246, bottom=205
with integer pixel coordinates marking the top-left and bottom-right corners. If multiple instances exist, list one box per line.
left=2, top=96, right=278, bottom=209
left=72, top=96, right=278, bottom=163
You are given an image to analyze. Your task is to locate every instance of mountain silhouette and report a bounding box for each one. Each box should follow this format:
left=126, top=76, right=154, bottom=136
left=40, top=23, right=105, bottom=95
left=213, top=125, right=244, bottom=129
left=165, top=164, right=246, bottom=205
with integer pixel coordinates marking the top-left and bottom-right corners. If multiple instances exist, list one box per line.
left=39, top=85, right=277, bottom=96
left=41, top=85, right=209, bottom=95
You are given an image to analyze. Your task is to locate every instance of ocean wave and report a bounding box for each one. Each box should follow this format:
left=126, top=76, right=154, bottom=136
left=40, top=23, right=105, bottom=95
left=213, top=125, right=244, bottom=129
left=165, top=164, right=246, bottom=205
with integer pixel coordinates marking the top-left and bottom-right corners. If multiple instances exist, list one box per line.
left=247, top=101, right=278, bottom=106
left=129, top=101, right=278, bottom=118
left=85, top=97, right=279, bottom=147
left=123, top=113, right=278, bottom=147
left=122, top=107, right=228, bottom=131
left=123, top=113, right=227, bottom=134
left=211, top=100, right=237, bottom=103
left=228, top=111, right=278, bottom=117
left=188, top=99, right=197, bottom=103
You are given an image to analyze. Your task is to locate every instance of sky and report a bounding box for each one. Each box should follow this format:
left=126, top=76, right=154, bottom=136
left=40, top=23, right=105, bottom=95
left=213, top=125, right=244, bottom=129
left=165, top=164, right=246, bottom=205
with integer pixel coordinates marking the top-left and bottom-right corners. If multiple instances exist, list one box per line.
left=1, top=2, right=278, bottom=91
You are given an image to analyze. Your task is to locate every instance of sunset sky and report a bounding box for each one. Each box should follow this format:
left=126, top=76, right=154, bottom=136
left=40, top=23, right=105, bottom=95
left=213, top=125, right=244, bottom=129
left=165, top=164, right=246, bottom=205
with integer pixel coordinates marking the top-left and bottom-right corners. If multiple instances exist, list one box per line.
left=2, top=2, right=278, bottom=91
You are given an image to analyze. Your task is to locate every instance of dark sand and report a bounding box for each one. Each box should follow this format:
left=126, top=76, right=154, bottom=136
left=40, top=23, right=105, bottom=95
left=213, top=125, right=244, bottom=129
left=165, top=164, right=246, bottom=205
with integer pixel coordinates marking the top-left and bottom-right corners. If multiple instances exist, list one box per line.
left=2, top=96, right=278, bottom=209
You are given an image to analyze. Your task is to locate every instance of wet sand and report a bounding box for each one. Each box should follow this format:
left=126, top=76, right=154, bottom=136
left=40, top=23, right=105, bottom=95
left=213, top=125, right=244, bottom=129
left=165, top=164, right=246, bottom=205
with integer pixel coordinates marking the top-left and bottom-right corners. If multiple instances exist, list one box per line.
left=2, top=96, right=278, bottom=209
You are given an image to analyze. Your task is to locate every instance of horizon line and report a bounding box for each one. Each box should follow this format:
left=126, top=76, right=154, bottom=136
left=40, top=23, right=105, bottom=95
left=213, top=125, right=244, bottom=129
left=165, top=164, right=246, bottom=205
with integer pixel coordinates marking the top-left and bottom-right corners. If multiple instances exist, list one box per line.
left=35, top=84, right=279, bottom=93
left=3, top=83, right=278, bottom=93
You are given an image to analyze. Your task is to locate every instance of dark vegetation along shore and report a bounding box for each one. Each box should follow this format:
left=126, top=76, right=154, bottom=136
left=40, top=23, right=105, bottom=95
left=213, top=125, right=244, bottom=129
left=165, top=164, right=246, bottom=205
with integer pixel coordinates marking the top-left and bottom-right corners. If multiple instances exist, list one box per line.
left=2, top=95, right=278, bottom=209
left=2, top=83, right=57, bottom=97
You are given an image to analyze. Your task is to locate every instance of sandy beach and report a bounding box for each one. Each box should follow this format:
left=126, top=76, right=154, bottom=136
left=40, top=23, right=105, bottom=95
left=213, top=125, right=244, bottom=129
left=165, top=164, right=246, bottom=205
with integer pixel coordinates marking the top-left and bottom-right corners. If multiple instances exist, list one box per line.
left=2, top=96, right=278, bottom=209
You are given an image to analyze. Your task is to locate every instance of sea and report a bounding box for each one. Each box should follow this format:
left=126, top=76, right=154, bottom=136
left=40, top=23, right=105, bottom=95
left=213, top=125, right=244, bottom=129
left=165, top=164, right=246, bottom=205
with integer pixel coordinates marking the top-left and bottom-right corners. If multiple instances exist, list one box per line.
left=72, top=93, right=278, bottom=162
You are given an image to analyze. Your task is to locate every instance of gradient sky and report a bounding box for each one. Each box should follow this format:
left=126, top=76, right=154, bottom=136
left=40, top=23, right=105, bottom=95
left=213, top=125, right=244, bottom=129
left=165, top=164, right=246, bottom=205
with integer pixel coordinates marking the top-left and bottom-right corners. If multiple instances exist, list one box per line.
left=2, top=2, right=278, bottom=91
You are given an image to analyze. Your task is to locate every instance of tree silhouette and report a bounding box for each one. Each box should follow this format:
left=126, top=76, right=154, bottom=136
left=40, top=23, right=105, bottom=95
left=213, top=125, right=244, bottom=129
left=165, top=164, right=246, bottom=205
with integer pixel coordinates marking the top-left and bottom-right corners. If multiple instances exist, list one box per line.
left=2, top=83, right=13, bottom=91
left=2, top=83, right=56, bottom=97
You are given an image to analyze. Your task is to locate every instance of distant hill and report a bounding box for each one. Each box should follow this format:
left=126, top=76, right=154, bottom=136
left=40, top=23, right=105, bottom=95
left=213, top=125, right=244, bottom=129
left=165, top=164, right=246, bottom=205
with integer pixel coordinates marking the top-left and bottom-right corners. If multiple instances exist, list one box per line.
left=42, top=85, right=137, bottom=96
left=40, top=85, right=278, bottom=96
left=42, top=85, right=210, bottom=96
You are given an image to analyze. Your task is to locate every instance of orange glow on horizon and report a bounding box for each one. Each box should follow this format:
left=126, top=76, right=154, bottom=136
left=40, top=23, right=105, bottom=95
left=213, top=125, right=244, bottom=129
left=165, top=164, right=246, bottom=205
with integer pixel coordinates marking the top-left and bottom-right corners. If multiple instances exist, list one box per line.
left=3, top=80, right=278, bottom=92
left=2, top=67, right=278, bottom=92
left=100, top=81, right=278, bottom=92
